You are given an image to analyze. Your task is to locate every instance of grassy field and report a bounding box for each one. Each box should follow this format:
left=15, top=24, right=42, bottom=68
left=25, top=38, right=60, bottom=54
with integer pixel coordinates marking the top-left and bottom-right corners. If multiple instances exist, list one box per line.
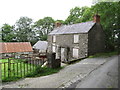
left=0, top=58, right=36, bottom=82
left=0, top=58, right=63, bottom=82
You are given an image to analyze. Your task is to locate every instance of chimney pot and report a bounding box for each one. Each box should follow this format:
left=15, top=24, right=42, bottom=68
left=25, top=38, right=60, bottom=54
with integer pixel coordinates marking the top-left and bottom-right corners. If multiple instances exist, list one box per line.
left=55, top=22, right=61, bottom=28
left=93, top=14, right=100, bottom=23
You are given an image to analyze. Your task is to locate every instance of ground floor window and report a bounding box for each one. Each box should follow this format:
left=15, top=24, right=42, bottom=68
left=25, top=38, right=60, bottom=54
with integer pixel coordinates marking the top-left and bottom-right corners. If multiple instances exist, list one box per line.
left=73, top=48, right=79, bottom=58
left=52, top=45, right=56, bottom=52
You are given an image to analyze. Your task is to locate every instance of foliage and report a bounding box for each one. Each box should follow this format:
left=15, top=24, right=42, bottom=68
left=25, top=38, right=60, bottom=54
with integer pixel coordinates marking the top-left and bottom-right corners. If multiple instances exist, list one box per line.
left=1, top=24, right=16, bottom=42
left=65, top=2, right=120, bottom=51
left=88, top=51, right=118, bottom=58
left=15, top=17, right=37, bottom=45
left=55, top=20, right=65, bottom=24
left=26, top=66, right=63, bottom=77
left=64, top=6, right=90, bottom=24
left=90, top=2, right=120, bottom=51
left=1, top=58, right=63, bottom=82
left=33, top=17, right=55, bottom=41
left=1, top=58, right=35, bottom=82
left=0, top=2, right=120, bottom=51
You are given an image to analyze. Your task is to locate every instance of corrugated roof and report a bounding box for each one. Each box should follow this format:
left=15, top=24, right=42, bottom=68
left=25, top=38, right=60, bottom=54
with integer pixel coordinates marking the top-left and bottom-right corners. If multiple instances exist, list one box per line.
left=0, top=42, right=33, bottom=53
left=33, top=41, right=48, bottom=51
left=49, top=21, right=95, bottom=35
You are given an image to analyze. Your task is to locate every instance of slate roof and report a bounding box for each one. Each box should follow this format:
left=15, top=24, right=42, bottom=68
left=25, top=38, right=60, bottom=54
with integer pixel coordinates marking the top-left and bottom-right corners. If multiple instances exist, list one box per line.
left=0, top=42, right=33, bottom=53
left=49, top=21, right=95, bottom=35
left=33, top=41, right=48, bottom=51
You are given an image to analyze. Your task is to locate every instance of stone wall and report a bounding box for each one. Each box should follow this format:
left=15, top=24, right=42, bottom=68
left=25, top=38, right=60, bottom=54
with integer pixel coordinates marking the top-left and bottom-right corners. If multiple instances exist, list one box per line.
left=78, top=34, right=88, bottom=58
left=48, top=33, right=88, bottom=61
left=88, top=23, right=105, bottom=55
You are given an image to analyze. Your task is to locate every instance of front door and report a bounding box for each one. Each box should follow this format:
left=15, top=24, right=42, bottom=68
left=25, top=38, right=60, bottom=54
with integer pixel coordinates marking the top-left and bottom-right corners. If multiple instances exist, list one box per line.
left=61, top=48, right=65, bottom=62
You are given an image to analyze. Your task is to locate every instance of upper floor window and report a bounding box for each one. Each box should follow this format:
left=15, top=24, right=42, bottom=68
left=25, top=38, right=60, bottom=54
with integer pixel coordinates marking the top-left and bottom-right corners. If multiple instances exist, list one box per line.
left=53, top=35, right=56, bottom=42
left=74, top=34, right=79, bottom=43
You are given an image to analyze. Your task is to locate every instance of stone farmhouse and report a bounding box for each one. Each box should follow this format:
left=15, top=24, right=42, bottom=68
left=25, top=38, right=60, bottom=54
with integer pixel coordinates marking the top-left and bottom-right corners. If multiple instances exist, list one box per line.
left=48, top=14, right=105, bottom=62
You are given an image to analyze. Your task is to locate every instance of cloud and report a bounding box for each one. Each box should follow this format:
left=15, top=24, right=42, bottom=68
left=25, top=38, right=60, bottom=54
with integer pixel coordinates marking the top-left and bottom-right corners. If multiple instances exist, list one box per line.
left=0, top=0, right=92, bottom=26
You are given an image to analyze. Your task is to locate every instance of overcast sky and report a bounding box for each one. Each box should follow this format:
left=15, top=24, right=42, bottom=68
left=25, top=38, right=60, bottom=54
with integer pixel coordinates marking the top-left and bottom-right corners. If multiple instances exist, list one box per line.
left=0, top=0, right=93, bottom=26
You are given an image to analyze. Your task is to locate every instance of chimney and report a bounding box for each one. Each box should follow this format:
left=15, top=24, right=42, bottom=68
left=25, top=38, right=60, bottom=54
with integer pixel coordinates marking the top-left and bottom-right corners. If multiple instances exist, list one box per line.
left=93, top=14, right=100, bottom=23
left=55, top=22, right=61, bottom=28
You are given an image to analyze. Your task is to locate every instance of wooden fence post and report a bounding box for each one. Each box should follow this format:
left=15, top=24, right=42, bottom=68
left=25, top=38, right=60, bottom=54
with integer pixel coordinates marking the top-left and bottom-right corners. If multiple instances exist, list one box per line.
left=0, top=62, right=2, bottom=88
left=8, top=58, right=11, bottom=78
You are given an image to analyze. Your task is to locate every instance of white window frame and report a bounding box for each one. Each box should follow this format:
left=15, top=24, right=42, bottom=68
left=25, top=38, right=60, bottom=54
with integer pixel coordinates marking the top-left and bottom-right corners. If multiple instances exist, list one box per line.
left=53, top=35, right=56, bottom=43
left=74, top=34, right=79, bottom=43
left=73, top=48, right=79, bottom=58
left=52, top=45, right=56, bottom=52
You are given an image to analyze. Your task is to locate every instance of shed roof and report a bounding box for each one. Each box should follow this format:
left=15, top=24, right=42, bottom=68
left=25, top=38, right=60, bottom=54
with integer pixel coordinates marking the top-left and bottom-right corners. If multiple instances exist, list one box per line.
left=0, top=42, right=33, bottom=53
left=33, top=41, right=48, bottom=51
left=49, top=21, right=95, bottom=35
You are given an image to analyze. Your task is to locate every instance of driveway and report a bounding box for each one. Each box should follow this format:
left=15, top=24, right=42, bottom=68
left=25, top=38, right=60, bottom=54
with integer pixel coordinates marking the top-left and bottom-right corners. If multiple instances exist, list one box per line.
left=1, top=55, right=118, bottom=88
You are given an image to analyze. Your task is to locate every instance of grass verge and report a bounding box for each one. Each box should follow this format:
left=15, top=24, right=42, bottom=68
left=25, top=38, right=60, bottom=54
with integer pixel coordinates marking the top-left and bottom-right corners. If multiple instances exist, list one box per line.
left=26, top=65, right=63, bottom=77
left=88, top=51, right=118, bottom=58
left=0, top=59, right=36, bottom=82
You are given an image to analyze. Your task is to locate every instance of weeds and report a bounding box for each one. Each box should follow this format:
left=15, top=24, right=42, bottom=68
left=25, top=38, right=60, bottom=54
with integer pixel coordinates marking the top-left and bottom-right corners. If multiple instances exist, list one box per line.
left=26, top=65, right=63, bottom=77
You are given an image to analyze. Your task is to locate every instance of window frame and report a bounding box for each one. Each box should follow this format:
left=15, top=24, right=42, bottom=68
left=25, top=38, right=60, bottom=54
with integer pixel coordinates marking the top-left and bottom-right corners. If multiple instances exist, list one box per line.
left=73, top=34, right=79, bottom=43
left=72, top=48, right=79, bottom=58
left=52, top=45, right=56, bottom=52
left=52, top=35, right=56, bottom=43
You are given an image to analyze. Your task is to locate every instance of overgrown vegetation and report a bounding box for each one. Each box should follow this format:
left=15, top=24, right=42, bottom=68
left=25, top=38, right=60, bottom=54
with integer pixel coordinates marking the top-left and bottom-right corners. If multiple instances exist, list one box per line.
left=0, top=59, right=35, bottom=82
left=26, top=65, right=63, bottom=77
left=0, top=59, right=63, bottom=82
left=89, top=51, right=118, bottom=58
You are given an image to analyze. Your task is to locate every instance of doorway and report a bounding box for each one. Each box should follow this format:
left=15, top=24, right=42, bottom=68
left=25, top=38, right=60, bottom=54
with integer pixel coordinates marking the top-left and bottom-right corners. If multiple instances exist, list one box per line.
left=61, top=48, right=65, bottom=62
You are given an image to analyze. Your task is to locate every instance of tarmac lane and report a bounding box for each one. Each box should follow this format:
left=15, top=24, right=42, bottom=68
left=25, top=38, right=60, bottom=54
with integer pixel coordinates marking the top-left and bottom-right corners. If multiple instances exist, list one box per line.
left=1, top=55, right=118, bottom=88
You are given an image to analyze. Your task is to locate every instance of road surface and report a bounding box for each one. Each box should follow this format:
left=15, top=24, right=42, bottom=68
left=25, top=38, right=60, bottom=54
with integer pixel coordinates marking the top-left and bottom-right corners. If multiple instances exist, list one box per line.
left=1, top=55, right=118, bottom=88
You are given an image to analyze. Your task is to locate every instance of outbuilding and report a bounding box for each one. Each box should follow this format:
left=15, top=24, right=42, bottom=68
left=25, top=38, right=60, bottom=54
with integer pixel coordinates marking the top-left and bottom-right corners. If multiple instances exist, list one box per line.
left=0, top=42, right=33, bottom=59
left=33, top=41, right=48, bottom=53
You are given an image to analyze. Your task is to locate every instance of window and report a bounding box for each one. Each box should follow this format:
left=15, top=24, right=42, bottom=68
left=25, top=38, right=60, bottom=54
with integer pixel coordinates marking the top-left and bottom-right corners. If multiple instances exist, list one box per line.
left=73, top=48, right=79, bottom=58
left=74, top=35, right=79, bottom=43
left=52, top=45, right=56, bottom=52
left=53, top=35, right=56, bottom=42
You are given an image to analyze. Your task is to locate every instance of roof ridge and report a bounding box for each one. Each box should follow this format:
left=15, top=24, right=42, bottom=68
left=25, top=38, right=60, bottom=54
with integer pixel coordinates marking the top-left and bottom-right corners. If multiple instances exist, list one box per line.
left=54, top=21, right=94, bottom=29
left=0, top=42, right=31, bottom=43
left=49, top=21, right=95, bottom=35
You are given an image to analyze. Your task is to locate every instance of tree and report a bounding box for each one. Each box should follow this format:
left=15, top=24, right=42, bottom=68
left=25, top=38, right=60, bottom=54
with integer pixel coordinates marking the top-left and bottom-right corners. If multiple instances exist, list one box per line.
left=79, top=8, right=93, bottom=22
left=65, top=2, right=120, bottom=51
left=64, top=6, right=89, bottom=24
left=1, top=24, right=16, bottom=42
left=90, top=2, right=120, bottom=51
left=15, top=17, right=36, bottom=45
left=33, top=17, right=55, bottom=41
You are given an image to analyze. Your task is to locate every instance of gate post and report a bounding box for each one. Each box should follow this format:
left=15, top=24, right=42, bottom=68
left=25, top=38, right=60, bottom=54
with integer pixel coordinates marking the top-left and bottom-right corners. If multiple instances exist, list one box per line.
left=47, top=53, right=61, bottom=69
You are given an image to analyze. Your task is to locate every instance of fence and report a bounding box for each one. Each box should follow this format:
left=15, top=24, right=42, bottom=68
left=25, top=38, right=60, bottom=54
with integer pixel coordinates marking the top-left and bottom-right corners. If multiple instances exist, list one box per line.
left=0, top=57, right=46, bottom=81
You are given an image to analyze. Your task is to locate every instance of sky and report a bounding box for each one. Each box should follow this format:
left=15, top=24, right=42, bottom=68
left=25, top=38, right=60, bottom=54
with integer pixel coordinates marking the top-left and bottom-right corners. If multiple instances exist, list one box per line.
left=0, top=0, right=93, bottom=26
